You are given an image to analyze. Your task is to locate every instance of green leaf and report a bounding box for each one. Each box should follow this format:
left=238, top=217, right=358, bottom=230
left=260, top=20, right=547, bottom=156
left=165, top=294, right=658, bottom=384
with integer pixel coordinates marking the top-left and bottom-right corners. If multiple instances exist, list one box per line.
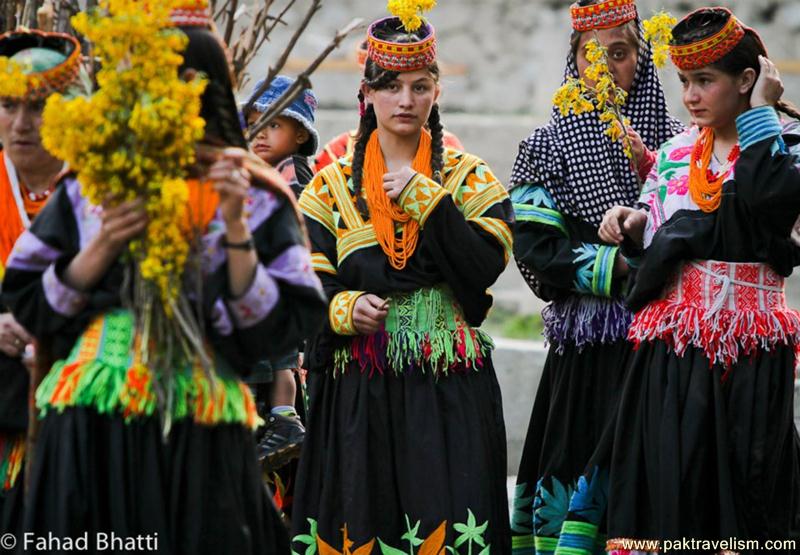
left=478, top=546, right=490, bottom=555
left=378, top=539, right=406, bottom=555
left=467, top=509, right=476, bottom=529
left=294, top=535, right=315, bottom=546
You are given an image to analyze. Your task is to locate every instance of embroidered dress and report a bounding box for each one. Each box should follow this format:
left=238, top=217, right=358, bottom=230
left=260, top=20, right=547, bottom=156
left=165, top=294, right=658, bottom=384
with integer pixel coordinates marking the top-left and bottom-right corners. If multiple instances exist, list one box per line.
left=508, top=23, right=682, bottom=555
left=1, top=173, right=327, bottom=554
left=290, top=146, right=514, bottom=554
left=605, top=108, right=800, bottom=551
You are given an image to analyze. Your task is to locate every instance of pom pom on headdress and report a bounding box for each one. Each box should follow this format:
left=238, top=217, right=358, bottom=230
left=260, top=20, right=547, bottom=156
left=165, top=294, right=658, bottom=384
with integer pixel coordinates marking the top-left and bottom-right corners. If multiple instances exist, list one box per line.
left=387, top=0, right=436, bottom=33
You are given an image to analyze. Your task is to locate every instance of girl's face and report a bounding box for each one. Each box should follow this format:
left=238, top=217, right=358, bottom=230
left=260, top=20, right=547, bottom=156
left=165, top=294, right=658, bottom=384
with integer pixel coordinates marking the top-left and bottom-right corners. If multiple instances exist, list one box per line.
left=678, top=66, right=755, bottom=130
left=363, top=69, right=440, bottom=138
left=575, top=25, right=638, bottom=93
left=247, top=113, right=308, bottom=165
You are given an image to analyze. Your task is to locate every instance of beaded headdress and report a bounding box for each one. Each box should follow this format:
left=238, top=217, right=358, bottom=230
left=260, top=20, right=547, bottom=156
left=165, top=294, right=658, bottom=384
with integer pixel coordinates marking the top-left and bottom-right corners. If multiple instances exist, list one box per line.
left=170, top=0, right=212, bottom=28
left=669, top=7, right=760, bottom=71
left=366, top=1, right=437, bottom=72
left=570, top=0, right=637, bottom=32
left=0, top=30, right=82, bottom=101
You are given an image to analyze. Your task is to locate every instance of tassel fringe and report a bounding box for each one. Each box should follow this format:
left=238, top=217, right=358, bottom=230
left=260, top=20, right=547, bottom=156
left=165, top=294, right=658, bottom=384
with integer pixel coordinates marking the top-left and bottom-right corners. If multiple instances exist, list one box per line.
left=543, top=296, right=633, bottom=354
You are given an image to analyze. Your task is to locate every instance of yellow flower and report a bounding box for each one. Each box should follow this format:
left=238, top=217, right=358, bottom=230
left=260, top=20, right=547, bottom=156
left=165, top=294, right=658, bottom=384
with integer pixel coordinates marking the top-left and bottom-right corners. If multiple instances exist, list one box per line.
left=0, top=58, right=30, bottom=98
left=40, top=0, right=206, bottom=311
left=643, top=11, right=677, bottom=69
left=387, top=0, right=435, bottom=32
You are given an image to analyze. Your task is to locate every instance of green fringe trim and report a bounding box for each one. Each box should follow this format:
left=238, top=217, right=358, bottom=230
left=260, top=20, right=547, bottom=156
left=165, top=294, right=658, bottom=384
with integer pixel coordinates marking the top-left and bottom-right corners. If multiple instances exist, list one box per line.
left=332, top=285, right=494, bottom=376
left=35, top=309, right=260, bottom=429
left=0, top=433, right=24, bottom=491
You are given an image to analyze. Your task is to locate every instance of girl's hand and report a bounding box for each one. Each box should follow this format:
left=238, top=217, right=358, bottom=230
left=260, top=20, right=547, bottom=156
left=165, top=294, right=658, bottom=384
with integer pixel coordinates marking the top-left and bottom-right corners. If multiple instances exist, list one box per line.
left=751, top=56, right=783, bottom=108
left=599, top=206, right=647, bottom=245
left=383, top=166, right=417, bottom=200
left=623, top=125, right=646, bottom=163
left=352, top=294, right=390, bottom=335
left=208, top=147, right=252, bottom=225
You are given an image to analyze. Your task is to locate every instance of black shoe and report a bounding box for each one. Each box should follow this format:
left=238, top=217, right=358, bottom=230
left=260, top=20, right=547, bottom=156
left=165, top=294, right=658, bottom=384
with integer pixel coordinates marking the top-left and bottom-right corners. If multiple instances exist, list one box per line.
left=257, top=413, right=305, bottom=472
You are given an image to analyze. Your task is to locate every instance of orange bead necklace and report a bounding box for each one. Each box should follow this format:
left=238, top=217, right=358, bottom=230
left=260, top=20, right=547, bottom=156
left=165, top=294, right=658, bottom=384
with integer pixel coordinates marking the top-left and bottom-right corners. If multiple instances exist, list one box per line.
left=688, top=127, right=740, bottom=213
left=362, top=129, right=432, bottom=270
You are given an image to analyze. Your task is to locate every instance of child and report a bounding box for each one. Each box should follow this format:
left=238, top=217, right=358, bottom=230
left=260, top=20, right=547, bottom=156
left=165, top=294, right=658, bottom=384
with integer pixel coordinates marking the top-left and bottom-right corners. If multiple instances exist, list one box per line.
left=243, top=75, right=320, bottom=471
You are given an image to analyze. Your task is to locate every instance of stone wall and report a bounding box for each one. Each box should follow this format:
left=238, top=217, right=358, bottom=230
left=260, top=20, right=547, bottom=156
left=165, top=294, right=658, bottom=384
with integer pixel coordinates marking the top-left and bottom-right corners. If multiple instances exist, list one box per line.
left=242, top=0, right=800, bottom=121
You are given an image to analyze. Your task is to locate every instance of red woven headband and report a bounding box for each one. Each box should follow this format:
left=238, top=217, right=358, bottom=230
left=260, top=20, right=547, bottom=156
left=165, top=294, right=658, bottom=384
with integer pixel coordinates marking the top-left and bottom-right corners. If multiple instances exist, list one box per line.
left=570, top=0, right=637, bottom=32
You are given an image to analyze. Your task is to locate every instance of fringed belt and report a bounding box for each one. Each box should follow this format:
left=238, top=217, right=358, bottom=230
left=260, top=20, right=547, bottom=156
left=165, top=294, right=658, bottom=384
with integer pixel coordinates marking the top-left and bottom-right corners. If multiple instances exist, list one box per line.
left=332, top=285, right=493, bottom=377
left=543, top=295, right=633, bottom=353
left=0, top=432, right=24, bottom=491
left=36, top=310, right=259, bottom=429
left=628, top=260, right=800, bottom=368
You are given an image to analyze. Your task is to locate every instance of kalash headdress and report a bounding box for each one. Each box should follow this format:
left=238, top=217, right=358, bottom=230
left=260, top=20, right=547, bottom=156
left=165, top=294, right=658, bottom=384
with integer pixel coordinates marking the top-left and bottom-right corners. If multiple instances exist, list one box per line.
left=366, top=1, right=437, bottom=72
left=570, top=0, right=637, bottom=32
left=0, top=29, right=82, bottom=100
left=669, top=7, right=765, bottom=71
left=170, top=0, right=213, bottom=28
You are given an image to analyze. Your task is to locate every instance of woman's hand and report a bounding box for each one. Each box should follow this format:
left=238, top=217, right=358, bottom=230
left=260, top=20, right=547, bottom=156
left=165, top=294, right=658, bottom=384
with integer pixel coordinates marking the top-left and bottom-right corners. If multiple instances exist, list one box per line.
left=599, top=206, right=647, bottom=245
left=352, top=294, right=389, bottom=335
left=62, top=198, right=148, bottom=292
left=0, top=313, right=33, bottom=358
left=383, top=166, right=417, bottom=200
left=751, top=56, right=783, bottom=109
left=208, top=147, right=252, bottom=225
left=98, top=199, right=148, bottom=256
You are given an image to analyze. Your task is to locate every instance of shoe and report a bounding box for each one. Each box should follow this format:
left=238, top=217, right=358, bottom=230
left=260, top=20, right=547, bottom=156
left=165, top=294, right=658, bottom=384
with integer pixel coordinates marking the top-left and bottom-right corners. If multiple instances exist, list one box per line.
left=257, top=413, right=305, bottom=472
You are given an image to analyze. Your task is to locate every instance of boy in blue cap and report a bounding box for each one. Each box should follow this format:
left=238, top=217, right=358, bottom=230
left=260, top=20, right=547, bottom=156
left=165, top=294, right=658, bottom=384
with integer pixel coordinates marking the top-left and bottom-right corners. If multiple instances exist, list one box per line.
left=243, top=75, right=319, bottom=471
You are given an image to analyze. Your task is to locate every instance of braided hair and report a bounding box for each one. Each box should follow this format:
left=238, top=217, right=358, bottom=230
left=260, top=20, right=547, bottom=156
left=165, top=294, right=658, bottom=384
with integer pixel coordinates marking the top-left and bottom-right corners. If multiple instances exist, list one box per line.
left=672, top=8, right=800, bottom=121
left=350, top=32, right=444, bottom=219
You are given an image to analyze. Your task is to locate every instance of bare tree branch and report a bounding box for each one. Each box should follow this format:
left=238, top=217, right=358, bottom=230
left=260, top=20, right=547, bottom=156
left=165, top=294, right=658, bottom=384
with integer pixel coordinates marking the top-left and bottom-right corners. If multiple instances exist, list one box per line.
left=241, top=0, right=322, bottom=115
left=246, top=17, right=364, bottom=141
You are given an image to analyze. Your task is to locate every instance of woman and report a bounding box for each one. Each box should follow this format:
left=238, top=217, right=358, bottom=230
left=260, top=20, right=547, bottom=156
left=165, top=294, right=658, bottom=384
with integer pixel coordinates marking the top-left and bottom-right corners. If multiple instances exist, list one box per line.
left=1, top=6, right=326, bottom=554
left=599, top=7, right=800, bottom=550
left=508, top=0, right=682, bottom=552
left=291, top=12, right=513, bottom=554
left=0, top=29, right=81, bottom=538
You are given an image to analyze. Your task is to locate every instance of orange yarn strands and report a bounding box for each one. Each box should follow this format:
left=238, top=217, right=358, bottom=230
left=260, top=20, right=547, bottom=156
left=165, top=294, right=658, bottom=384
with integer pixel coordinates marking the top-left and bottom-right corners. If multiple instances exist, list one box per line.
left=362, top=129, right=432, bottom=270
left=688, top=127, right=740, bottom=213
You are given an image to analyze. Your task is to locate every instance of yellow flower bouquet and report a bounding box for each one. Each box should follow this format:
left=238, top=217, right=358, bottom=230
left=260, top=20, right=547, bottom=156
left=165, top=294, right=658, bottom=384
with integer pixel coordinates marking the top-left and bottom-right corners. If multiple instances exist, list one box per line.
left=38, top=0, right=210, bottom=422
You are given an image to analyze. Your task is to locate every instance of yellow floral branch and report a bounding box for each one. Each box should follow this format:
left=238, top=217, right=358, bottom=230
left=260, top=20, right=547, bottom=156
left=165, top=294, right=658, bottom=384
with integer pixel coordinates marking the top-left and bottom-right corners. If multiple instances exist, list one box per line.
left=643, top=11, right=677, bottom=69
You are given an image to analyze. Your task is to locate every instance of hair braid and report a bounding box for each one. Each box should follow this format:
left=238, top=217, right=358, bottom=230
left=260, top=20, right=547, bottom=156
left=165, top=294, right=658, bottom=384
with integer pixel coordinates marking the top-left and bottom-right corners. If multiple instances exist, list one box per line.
left=351, top=101, right=377, bottom=218
left=427, top=103, right=445, bottom=184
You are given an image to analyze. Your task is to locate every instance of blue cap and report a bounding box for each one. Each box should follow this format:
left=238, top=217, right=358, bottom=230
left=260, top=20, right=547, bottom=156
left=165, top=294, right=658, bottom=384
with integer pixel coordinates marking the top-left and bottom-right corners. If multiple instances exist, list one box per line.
left=246, top=75, right=319, bottom=157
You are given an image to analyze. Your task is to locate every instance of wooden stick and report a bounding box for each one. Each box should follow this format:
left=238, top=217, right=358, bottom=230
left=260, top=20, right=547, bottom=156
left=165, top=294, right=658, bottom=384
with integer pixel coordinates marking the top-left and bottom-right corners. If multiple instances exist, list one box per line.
left=246, top=17, right=364, bottom=141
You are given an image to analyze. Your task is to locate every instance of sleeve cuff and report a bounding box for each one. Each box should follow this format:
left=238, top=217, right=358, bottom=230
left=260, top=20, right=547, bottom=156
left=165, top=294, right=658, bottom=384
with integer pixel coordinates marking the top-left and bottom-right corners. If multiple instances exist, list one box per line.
left=736, top=106, right=783, bottom=151
left=328, top=290, right=365, bottom=336
left=591, top=245, right=619, bottom=297
left=396, top=173, right=449, bottom=226
left=43, top=263, right=89, bottom=317
left=226, top=264, right=279, bottom=329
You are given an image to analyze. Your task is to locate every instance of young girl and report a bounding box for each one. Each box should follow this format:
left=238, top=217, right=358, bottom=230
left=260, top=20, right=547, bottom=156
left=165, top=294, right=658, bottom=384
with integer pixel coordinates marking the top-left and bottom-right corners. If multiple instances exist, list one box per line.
left=599, top=7, right=800, bottom=550
left=508, top=0, right=682, bottom=552
left=291, top=11, right=513, bottom=554
left=1, top=5, right=326, bottom=553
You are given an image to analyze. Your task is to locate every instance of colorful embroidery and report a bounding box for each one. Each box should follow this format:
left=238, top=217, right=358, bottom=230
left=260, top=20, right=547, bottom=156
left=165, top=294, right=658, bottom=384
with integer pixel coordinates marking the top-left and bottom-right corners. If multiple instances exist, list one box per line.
left=572, top=244, right=598, bottom=295
left=0, top=432, right=25, bottom=491
left=293, top=510, right=491, bottom=555
left=329, top=290, right=365, bottom=336
left=35, top=309, right=259, bottom=429
left=511, top=184, right=568, bottom=237
left=397, top=173, right=449, bottom=227
left=312, top=252, right=337, bottom=275
left=332, top=285, right=493, bottom=377
left=629, top=260, right=800, bottom=369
